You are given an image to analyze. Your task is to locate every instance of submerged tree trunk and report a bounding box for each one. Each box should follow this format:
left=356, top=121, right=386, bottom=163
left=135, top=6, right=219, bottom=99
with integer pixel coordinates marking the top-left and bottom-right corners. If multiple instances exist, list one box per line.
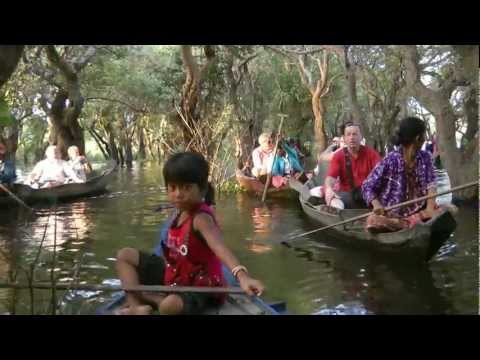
left=125, top=142, right=133, bottom=168
left=137, top=125, right=146, bottom=160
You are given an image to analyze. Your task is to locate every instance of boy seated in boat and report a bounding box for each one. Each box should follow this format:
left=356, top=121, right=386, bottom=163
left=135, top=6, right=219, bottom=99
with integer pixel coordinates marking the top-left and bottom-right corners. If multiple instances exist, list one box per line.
left=67, top=145, right=93, bottom=182
left=361, top=117, right=456, bottom=233
left=0, top=141, right=16, bottom=185
left=115, top=152, right=264, bottom=315
left=26, top=145, right=84, bottom=188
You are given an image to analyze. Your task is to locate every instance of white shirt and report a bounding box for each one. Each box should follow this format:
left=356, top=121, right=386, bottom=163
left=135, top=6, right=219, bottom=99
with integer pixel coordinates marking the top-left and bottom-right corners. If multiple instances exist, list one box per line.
left=68, top=157, right=87, bottom=182
left=252, top=146, right=275, bottom=173
left=30, top=159, right=81, bottom=185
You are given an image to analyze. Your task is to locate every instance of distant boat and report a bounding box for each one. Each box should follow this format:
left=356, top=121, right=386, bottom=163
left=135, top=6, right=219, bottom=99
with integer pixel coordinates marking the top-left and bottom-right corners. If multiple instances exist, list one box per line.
left=235, top=168, right=301, bottom=199
left=0, top=165, right=117, bottom=206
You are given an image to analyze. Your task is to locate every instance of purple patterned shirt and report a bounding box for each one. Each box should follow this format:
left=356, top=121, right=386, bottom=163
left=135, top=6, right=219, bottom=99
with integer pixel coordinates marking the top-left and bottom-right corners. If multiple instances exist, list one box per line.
left=361, top=148, right=436, bottom=217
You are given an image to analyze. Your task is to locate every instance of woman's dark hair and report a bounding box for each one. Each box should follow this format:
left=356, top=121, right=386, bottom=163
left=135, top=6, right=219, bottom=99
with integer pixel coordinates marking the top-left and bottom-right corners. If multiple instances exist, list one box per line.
left=391, top=117, right=426, bottom=146
left=163, top=152, right=215, bottom=205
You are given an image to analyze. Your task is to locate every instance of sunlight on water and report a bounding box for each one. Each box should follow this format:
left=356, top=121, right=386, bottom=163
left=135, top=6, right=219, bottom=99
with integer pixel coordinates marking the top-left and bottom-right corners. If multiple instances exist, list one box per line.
left=0, top=162, right=477, bottom=315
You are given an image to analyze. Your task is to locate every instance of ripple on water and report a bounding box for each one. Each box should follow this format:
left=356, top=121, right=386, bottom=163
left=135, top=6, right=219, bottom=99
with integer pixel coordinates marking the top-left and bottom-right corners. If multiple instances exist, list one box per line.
left=312, top=302, right=372, bottom=315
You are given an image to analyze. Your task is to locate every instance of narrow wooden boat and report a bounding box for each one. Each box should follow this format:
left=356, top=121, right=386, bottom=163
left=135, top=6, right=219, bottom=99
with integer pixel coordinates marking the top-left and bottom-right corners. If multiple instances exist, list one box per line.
left=293, top=179, right=457, bottom=261
left=96, top=269, right=286, bottom=315
left=235, top=168, right=298, bottom=199
left=0, top=165, right=117, bottom=205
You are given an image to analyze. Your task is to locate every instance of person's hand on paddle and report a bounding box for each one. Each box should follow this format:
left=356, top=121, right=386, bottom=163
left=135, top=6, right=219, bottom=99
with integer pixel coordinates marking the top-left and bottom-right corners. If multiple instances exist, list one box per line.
left=237, top=271, right=265, bottom=297
left=371, top=199, right=385, bottom=216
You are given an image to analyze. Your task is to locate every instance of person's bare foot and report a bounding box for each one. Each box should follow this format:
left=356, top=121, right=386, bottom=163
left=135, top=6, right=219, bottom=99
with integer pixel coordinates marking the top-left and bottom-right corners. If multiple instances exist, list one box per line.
left=114, top=305, right=153, bottom=315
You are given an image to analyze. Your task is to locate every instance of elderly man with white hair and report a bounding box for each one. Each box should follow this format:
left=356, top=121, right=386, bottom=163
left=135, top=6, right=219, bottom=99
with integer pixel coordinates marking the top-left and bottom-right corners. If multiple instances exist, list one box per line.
left=67, top=145, right=92, bottom=182
left=251, top=132, right=275, bottom=178
left=27, top=145, right=83, bottom=188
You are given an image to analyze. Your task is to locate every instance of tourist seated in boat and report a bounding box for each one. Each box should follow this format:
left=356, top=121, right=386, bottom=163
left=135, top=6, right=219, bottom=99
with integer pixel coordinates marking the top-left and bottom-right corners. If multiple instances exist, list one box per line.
left=361, top=116, right=453, bottom=233
left=273, top=140, right=304, bottom=175
left=0, top=141, right=16, bottom=185
left=251, top=132, right=275, bottom=179
left=115, top=152, right=264, bottom=315
left=324, top=122, right=381, bottom=209
left=317, top=136, right=344, bottom=166
left=286, top=137, right=306, bottom=162
left=26, top=145, right=84, bottom=188
left=67, top=145, right=92, bottom=182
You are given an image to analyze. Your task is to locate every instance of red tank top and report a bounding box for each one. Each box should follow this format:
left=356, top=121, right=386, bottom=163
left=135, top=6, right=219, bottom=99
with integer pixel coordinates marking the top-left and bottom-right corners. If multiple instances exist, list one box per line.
left=162, top=203, right=225, bottom=292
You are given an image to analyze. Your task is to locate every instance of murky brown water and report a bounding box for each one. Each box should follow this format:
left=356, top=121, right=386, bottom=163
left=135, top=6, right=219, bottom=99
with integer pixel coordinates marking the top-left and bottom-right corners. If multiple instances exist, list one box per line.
left=0, top=162, right=478, bottom=314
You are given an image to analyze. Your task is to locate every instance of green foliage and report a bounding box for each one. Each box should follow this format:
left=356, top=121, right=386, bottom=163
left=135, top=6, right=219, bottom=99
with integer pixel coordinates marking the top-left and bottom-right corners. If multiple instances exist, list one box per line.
left=218, top=179, right=245, bottom=194
left=0, top=97, right=15, bottom=126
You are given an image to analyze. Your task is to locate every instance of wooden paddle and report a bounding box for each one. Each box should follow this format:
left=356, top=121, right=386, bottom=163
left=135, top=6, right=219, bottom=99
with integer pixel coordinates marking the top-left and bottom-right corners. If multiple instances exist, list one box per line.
left=261, top=114, right=287, bottom=202
left=281, top=180, right=478, bottom=244
left=0, top=183, right=35, bottom=212
left=0, top=282, right=246, bottom=294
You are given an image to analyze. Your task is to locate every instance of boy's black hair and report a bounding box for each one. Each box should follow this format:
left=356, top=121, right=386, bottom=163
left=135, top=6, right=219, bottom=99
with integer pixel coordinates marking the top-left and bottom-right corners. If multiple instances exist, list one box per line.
left=392, top=117, right=426, bottom=146
left=163, top=152, right=215, bottom=205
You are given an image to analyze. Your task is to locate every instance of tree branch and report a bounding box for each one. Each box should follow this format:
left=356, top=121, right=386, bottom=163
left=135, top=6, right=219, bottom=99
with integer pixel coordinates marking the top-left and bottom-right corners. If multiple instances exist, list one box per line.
left=297, top=55, right=314, bottom=94
left=85, top=97, right=146, bottom=113
left=45, top=45, right=77, bottom=82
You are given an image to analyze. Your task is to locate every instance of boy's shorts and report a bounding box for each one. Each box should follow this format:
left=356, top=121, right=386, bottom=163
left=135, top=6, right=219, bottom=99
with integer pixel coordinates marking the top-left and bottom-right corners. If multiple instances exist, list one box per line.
left=137, top=251, right=218, bottom=315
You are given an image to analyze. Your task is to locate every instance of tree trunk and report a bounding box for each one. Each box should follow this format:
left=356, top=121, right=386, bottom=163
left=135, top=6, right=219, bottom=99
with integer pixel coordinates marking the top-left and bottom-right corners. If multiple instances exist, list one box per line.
left=45, top=46, right=94, bottom=159
left=0, top=45, right=24, bottom=89
left=87, top=127, right=110, bottom=160
left=178, top=45, right=216, bottom=152
left=224, top=47, right=257, bottom=169
left=400, top=45, right=478, bottom=199
left=125, top=140, right=133, bottom=168
left=106, top=124, right=119, bottom=164
left=137, top=126, right=146, bottom=160
left=312, top=92, right=327, bottom=154
left=343, top=46, right=374, bottom=145
left=48, top=90, right=85, bottom=159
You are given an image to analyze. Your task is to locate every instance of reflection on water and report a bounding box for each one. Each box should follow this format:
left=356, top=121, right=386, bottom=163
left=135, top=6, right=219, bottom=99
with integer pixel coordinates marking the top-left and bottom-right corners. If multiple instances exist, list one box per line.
left=0, top=162, right=477, bottom=314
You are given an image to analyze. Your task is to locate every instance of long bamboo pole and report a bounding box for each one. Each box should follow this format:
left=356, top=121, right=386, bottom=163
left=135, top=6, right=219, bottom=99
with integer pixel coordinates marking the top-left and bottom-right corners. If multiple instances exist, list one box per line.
left=261, top=114, right=287, bottom=202
left=0, top=282, right=246, bottom=294
left=0, top=183, right=34, bottom=212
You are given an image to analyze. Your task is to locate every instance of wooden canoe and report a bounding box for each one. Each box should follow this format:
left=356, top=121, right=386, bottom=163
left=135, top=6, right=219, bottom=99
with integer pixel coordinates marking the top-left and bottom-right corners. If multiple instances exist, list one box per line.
left=235, top=168, right=298, bottom=199
left=95, top=268, right=286, bottom=315
left=294, top=180, right=457, bottom=261
left=0, top=165, right=117, bottom=206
